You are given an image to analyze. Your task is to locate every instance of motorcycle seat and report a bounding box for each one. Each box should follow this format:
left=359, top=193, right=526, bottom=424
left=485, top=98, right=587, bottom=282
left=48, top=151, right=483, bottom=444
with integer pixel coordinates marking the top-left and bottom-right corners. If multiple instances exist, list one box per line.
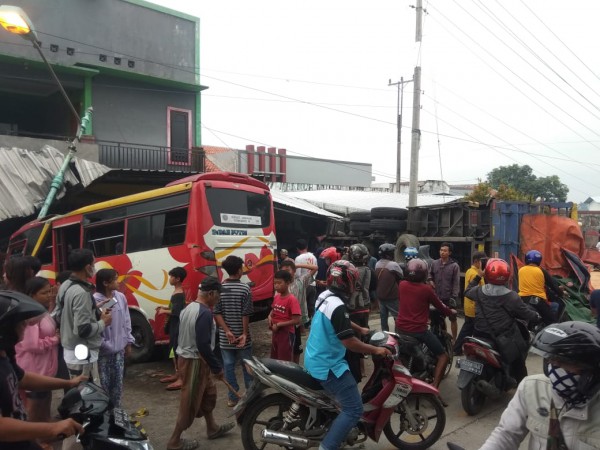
left=261, top=358, right=324, bottom=391
left=464, top=336, right=495, bottom=349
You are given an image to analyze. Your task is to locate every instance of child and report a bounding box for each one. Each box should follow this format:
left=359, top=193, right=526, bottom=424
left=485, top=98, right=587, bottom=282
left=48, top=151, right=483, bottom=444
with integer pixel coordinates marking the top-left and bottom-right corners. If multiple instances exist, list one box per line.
left=159, top=266, right=187, bottom=390
left=279, top=260, right=317, bottom=364
left=268, top=270, right=301, bottom=362
left=16, top=277, right=59, bottom=423
left=94, top=269, right=135, bottom=408
left=213, top=255, right=253, bottom=407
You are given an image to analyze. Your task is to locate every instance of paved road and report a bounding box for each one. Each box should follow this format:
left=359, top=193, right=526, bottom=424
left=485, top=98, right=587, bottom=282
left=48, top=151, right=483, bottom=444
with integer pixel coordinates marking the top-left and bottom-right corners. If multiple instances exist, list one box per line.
left=119, top=316, right=537, bottom=450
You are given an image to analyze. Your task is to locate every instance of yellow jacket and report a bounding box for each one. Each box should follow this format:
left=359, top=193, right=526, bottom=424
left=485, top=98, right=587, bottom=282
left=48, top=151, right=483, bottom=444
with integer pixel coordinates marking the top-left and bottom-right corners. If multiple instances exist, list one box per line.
left=464, top=266, right=484, bottom=318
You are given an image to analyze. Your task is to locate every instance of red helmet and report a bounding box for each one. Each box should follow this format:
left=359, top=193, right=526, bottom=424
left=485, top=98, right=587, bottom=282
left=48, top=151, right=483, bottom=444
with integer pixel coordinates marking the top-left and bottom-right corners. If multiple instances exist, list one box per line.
left=326, top=260, right=359, bottom=295
left=484, top=258, right=510, bottom=285
left=405, top=258, right=429, bottom=283
left=320, top=246, right=340, bottom=264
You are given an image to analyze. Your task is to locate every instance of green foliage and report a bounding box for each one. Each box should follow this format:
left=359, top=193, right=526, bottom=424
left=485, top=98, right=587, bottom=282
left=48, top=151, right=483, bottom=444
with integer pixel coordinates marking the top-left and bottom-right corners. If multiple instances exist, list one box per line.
left=486, top=164, right=568, bottom=202
left=464, top=182, right=529, bottom=202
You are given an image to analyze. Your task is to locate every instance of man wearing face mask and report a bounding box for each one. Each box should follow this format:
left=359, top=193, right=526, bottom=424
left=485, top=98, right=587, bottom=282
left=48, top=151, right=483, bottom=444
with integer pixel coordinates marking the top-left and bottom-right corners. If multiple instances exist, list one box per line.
left=57, top=249, right=112, bottom=383
left=479, top=321, right=600, bottom=449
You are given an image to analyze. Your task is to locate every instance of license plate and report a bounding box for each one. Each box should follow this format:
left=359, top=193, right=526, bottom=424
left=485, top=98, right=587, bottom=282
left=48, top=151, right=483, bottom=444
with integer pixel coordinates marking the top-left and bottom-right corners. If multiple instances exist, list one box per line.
left=457, top=359, right=483, bottom=375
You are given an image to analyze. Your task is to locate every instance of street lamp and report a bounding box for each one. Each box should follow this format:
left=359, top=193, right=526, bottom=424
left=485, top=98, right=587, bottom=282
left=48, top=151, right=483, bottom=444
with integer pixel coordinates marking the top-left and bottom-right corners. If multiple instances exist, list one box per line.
left=0, top=5, right=93, bottom=219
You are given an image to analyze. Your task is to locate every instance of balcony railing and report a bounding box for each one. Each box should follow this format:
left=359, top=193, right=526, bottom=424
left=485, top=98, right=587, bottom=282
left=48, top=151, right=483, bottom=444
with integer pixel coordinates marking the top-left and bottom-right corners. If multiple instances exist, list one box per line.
left=98, top=141, right=205, bottom=173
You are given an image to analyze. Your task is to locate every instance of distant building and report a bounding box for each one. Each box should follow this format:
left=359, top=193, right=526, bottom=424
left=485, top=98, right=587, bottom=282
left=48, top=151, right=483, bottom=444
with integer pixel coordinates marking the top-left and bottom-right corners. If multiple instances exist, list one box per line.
left=579, top=197, right=600, bottom=211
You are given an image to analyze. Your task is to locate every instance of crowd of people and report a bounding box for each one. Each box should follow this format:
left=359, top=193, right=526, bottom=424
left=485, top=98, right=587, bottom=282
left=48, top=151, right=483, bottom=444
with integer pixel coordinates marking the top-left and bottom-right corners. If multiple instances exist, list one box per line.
left=2, top=238, right=600, bottom=450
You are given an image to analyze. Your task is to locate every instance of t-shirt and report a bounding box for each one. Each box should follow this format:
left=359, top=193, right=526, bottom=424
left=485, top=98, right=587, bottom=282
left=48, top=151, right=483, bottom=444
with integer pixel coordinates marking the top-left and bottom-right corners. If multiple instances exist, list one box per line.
left=214, top=279, right=253, bottom=350
left=590, top=290, right=600, bottom=328
left=463, top=266, right=484, bottom=318
left=289, top=273, right=313, bottom=324
left=271, top=293, right=301, bottom=333
left=518, top=265, right=547, bottom=301
left=168, top=292, right=185, bottom=341
left=305, top=291, right=354, bottom=380
left=396, top=280, right=453, bottom=333
left=177, top=302, right=221, bottom=373
left=0, top=356, right=41, bottom=450
left=295, top=252, right=316, bottom=286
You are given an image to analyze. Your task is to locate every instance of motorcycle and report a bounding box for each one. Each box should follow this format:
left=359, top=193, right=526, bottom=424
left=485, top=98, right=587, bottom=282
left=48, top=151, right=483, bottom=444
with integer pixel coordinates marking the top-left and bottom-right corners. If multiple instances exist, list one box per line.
left=396, top=308, right=454, bottom=384
left=234, top=331, right=446, bottom=450
left=58, top=345, right=154, bottom=449
left=455, top=334, right=519, bottom=416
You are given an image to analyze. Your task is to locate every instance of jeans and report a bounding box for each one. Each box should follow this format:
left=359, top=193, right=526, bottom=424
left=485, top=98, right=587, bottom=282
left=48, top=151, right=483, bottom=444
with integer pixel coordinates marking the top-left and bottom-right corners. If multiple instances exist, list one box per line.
left=319, top=370, right=363, bottom=450
left=221, top=346, right=253, bottom=402
left=379, top=299, right=398, bottom=332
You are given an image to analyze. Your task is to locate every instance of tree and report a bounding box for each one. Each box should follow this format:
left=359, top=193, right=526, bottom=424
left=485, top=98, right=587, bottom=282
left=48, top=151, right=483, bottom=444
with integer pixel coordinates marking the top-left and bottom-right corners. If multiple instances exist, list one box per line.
left=464, top=182, right=529, bottom=203
left=486, top=164, right=568, bottom=202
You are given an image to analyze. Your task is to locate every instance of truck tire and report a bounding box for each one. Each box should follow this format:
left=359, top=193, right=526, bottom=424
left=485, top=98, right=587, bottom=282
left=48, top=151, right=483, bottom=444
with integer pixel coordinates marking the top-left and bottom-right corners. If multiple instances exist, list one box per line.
left=129, top=310, right=155, bottom=363
left=395, top=233, right=420, bottom=262
left=370, top=207, right=408, bottom=220
left=349, top=211, right=371, bottom=222
left=349, top=221, right=372, bottom=233
left=370, top=219, right=407, bottom=232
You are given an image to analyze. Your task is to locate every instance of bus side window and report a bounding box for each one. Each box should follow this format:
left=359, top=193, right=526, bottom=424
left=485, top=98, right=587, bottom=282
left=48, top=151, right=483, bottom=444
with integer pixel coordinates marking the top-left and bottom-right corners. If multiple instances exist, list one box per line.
left=84, top=221, right=125, bottom=257
left=127, top=208, right=187, bottom=253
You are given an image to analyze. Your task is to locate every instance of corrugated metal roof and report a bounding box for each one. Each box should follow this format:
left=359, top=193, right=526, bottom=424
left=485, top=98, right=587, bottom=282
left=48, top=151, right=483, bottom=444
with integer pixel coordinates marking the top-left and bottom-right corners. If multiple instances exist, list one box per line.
left=0, top=145, right=110, bottom=220
left=271, top=190, right=341, bottom=219
left=286, top=190, right=462, bottom=215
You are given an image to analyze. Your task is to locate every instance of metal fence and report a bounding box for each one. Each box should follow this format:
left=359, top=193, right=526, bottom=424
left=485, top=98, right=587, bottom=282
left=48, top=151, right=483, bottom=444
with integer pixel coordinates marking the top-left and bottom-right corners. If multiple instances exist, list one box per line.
left=98, top=141, right=204, bottom=173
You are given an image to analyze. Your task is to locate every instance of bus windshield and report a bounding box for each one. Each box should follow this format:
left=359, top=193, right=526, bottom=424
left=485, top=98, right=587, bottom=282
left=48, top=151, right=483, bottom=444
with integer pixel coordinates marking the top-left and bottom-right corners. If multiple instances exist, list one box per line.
left=205, top=187, right=271, bottom=228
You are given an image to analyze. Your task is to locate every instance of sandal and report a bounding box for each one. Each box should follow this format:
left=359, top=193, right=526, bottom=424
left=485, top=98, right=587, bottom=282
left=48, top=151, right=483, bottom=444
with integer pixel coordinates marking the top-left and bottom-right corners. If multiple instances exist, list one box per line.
left=167, top=438, right=199, bottom=450
left=160, top=374, right=178, bottom=383
left=207, top=422, right=235, bottom=440
left=166, top=380, right=182, bottom=391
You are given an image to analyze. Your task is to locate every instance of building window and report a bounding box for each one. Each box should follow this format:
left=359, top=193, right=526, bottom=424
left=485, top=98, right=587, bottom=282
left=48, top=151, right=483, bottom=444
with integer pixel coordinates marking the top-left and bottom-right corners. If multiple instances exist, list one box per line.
left=167, top=107, right=191, bottom=165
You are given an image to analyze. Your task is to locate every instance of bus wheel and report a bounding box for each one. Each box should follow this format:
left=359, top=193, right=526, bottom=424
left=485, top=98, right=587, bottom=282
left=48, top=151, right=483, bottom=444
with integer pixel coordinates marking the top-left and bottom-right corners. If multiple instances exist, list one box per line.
left=129, top=311, right=155, bottom=363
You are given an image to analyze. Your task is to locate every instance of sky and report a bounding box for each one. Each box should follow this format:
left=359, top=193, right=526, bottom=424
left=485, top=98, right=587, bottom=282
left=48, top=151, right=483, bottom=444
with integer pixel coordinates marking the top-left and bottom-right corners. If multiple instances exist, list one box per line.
left=149, top=0, right=600, bottom=202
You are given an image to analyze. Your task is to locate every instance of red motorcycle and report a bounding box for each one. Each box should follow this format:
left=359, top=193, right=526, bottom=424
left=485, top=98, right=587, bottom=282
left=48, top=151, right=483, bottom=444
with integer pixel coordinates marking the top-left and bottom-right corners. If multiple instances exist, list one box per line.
left=235, top=331, right=446, bottom=450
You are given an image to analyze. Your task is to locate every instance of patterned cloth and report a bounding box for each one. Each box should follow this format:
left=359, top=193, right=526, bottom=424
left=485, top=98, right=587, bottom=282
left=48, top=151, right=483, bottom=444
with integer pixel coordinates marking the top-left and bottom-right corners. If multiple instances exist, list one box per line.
left=98, top=350, right=125, bottom=408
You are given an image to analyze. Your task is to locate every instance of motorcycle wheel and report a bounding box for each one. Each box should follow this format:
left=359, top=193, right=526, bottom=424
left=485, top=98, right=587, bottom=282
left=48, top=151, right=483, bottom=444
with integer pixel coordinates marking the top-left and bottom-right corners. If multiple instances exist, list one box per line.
left=461, top=379, right=486, bottom=416
left=383, top=393, right=445, bottom=450
left=240, top=393, right=300, bottom=450
left=443, top=333, right=453, bottom=378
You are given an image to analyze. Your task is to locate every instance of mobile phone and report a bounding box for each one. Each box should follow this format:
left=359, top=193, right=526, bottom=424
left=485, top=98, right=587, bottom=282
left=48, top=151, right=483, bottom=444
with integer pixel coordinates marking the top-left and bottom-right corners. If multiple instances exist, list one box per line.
left=102, top=298, right=117, bottom=310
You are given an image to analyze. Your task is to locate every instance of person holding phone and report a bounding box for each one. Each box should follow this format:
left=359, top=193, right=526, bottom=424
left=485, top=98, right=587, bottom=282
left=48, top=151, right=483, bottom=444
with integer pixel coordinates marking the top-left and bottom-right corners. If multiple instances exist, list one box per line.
left=94, top=269, right=134, bottom=408
left=454, top=251, right=487, bottom=355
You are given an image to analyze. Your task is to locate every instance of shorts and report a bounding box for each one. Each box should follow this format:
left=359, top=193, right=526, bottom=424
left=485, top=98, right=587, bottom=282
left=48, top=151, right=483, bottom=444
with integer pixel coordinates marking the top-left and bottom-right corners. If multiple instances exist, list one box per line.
left=271, top=329, right=295, bottom=361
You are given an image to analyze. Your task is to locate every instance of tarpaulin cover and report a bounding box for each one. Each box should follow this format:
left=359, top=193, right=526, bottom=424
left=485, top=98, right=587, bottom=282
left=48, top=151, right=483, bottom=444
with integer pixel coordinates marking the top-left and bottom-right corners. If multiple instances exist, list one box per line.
left=520, top=215, right=585, bottom=277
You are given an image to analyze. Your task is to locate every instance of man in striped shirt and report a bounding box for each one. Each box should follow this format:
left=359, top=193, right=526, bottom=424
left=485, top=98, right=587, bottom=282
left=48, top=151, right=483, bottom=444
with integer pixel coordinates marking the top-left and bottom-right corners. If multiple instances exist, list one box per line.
left=213, top=255, right=253, bottom=407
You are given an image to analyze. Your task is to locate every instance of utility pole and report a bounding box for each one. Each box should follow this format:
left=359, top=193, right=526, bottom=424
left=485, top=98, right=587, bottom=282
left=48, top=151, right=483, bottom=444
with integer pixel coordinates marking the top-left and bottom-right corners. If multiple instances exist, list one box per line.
left=388, top=77, right=412, bottom=193
left=408, top=0, right=423, bottom=207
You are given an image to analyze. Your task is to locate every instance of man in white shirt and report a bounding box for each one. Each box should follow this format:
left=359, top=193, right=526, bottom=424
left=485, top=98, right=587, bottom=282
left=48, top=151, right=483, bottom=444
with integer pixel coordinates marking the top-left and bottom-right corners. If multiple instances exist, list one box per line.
left=294, top=239, right=317, bottom=321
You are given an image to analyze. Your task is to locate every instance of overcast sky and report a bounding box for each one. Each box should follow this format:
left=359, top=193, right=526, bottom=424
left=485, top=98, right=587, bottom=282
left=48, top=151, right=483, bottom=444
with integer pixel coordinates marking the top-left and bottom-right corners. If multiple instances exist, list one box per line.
left=149, top=0, right=600, bottom=202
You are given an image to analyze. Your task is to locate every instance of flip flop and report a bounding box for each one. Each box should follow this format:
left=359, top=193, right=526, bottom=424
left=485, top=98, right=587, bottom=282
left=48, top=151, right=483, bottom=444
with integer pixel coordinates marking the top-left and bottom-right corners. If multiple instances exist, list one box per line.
left=207, top=422, right=235, bottom=440
left=167, top=438, right=199, bottom=450
left=166, top=381, right=182, bottom=391
left=160, top=375, right=179, bottom=383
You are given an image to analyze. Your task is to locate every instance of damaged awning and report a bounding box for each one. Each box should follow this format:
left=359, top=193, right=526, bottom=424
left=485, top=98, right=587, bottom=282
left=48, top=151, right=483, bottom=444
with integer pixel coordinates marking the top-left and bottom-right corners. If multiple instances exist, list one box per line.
left=270, top=190, right=341, bottom=219
left=0, top=145, right=110, bottom=220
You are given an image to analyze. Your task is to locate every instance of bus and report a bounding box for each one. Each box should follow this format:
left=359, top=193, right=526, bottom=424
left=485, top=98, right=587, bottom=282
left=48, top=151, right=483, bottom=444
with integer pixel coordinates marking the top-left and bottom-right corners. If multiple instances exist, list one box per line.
left=7, top=172, right=277, bottom=362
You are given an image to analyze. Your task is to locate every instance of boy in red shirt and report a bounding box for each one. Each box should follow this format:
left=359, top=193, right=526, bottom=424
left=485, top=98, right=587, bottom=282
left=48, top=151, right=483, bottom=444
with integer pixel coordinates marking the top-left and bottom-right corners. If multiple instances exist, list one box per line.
left=268, top=270, right=301, bottom=361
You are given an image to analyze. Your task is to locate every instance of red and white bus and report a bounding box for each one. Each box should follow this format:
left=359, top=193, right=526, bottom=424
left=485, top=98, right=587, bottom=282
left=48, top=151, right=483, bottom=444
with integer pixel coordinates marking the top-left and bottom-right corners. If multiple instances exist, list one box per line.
left=7, top=172, right=277, bottom=362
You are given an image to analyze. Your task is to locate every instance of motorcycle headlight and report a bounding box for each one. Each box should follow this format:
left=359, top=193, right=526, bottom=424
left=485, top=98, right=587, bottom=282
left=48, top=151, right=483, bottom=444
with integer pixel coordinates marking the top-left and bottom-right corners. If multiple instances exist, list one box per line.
left=108, top=438, right=153, bottom=450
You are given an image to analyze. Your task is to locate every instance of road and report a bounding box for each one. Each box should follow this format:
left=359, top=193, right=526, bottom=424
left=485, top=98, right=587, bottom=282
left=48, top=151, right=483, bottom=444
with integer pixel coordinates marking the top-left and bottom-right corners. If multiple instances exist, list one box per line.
left=119, top=315, right=536, bottom=450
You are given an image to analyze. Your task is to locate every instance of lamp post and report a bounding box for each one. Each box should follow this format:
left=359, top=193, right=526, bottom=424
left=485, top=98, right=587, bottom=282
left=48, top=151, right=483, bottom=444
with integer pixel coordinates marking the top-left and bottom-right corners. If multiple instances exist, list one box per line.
left=0, top=5, right=93, bottom=219
left=389, top=77, right=413, bottom=193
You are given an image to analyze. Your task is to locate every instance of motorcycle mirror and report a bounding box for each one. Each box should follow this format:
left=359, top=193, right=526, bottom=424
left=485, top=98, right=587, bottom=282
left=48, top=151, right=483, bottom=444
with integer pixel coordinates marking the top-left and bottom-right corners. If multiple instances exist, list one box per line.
left=74, top=344, right=89, bottom=361
left=369, top=331, right=388, bottom=347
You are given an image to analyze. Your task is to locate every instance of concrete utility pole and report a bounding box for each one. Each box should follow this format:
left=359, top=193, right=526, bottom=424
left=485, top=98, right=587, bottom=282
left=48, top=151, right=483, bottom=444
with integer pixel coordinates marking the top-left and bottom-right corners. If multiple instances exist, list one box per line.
left=408, top=0, right=423, bottom=207
left=388, top=77, right=413, bottom=193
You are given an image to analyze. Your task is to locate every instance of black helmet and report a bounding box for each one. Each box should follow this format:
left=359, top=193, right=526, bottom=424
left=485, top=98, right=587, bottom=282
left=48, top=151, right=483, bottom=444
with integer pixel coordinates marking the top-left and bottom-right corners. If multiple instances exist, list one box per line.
left=532, top=321, right=600, bottom=397
left=405, top=258, right=429, bottom=283
left=378, top=243, right=396, bottom=260
left=349, top=244, right=369, bottom=265
left=0, top=290, right=46, bottom=353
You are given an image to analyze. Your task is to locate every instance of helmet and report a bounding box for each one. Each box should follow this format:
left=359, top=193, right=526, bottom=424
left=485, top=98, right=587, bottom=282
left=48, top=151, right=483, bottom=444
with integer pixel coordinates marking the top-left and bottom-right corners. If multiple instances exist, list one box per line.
left=320, top=246, right=340, bottom=264
left=378, top=243, right=396, bottom=260
left=405, top=258, right=429, bottom=283
left=0, top=290, right=46, bottom=353
left=484, top=258, right=510, bottom=285
left=525, top=250, right=542, bottom=266
left=349, top=244, right=369, bottom=265
left=404, top=247, right=419, bottom=261
left=326, top=260, right=359, bottom=295
left=532, top=321, right=600, bottom=397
